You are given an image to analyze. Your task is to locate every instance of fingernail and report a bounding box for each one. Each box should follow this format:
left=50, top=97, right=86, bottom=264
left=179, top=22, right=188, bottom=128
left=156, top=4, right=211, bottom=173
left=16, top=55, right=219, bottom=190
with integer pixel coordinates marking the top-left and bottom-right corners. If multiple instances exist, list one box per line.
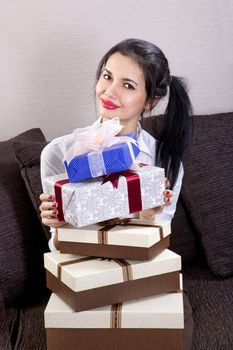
left=52, top=210, right=58, bottom=215
left=165, top=190, right=170, bottom=195
left=48, top=195, right=53, bottom=200
left=52, top=202, right=57, bottom=208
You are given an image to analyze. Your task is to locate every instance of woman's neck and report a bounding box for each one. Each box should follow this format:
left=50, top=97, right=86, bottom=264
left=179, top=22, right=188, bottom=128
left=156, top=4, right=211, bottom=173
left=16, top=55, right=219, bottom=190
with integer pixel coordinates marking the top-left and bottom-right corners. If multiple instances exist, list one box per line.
left=118, top=119, right=138, bottom=136
left=100, top=116, right=139, bottom=136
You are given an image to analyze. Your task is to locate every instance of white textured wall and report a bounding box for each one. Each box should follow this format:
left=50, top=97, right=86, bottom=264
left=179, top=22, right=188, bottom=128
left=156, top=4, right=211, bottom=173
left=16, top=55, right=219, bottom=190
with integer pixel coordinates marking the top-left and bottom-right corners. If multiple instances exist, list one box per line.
left=1, top=0, right=233, bottom=141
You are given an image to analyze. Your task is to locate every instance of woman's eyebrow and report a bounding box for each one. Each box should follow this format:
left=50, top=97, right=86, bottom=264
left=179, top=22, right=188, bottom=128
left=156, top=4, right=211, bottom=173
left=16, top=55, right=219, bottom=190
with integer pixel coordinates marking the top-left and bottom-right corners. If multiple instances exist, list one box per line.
left=122, top=77, right=138, bottom=86
left=103, top=68, right=138, bottom=86
left=103, top=68, right=112, bottom=76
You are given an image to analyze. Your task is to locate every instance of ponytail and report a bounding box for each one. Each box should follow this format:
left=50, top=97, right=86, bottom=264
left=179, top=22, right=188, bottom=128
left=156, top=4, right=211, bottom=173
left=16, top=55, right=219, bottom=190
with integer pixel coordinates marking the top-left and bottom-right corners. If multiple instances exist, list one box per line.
left=155, top=76, right=193, bottom=189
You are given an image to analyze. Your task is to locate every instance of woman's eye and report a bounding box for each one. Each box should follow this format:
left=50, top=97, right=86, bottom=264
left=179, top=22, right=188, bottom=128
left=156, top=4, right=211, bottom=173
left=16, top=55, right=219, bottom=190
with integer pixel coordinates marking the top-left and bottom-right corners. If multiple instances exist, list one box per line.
left=103, top=73, right=111, bottom=80
left=124, top=83, right=135, bottom=90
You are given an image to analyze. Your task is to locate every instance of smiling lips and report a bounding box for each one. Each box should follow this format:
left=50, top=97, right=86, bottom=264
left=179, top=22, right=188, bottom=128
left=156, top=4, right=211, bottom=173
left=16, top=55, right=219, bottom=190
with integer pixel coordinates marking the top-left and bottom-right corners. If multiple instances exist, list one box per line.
left=101, top=99, right=119, bottom=110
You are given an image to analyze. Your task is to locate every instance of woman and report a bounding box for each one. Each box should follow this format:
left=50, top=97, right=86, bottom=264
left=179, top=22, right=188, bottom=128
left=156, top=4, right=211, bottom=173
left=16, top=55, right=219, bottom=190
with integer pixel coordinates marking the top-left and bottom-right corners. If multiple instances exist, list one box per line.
left=40, top=38, right=193, bottom=349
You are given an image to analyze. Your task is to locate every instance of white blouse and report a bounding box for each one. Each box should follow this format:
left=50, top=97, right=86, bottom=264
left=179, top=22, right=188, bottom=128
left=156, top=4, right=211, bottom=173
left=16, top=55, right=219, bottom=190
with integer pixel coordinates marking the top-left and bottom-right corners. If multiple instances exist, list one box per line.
left=40, top=119, right=184, bottom=251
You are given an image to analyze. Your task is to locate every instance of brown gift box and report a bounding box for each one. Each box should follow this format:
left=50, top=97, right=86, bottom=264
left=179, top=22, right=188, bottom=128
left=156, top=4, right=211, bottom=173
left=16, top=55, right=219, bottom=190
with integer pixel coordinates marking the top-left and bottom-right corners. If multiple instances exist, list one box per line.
left=45, top=292, right=184, bottom=350
left=44, top=249, right=181, bottom=312
left=58, top=219, right=171, bottom=260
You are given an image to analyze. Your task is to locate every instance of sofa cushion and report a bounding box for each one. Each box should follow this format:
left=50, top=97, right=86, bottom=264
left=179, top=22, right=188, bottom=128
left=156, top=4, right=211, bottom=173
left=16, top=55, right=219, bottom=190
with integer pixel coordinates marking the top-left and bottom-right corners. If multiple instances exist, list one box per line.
left=7, top=291, right=50, bottom=350
left=13, top=140, right=50, bottom=241
left=170, top=199, right=199, bottom=262
left=183, top=261, right=233, bottom=349
left=141, top=116, right=199, bottom=263
left=0, top=285, right=12, bottom=350
left=0, top=129, right=49, bottom=305
left=181, top=112, right=233, bottom=277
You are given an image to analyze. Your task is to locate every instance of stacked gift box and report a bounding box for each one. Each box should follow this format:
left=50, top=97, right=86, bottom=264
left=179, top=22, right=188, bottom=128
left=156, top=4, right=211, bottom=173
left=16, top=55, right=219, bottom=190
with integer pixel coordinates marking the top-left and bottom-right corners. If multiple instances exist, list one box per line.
left=43, top=125, right=184, bottom=350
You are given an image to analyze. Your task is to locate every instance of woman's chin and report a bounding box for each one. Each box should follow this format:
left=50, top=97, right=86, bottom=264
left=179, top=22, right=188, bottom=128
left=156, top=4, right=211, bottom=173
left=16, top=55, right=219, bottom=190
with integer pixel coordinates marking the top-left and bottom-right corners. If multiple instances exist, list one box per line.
left=101, top=114, right=120, bottom=122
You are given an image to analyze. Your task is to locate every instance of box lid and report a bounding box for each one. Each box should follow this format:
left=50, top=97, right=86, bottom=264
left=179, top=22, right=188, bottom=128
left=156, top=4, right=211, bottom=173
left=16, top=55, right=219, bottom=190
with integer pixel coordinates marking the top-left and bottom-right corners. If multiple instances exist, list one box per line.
left=44, top=291, right=184, bottom=329
left=58, top=219, right=171, bottom=248
left=44, top=249, right=181, bottom=292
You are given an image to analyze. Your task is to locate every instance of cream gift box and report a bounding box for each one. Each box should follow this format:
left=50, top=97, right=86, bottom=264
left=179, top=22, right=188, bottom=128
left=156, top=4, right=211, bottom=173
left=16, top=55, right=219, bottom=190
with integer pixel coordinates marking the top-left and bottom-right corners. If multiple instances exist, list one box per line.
left=44, top=249, right=181, bottom=312
left=43, top=165, right=165, bottom=228
left=45, top=291, right=184, bottom=350
left=58, top=219, right=171, bottom=260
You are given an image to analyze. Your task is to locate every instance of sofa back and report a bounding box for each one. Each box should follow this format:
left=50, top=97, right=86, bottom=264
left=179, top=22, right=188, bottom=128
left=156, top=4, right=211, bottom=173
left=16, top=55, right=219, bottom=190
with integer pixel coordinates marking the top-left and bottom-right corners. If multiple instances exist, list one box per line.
left=142, top=112, right=233, bottom=278
left=0, top=129, right=49, bottom=306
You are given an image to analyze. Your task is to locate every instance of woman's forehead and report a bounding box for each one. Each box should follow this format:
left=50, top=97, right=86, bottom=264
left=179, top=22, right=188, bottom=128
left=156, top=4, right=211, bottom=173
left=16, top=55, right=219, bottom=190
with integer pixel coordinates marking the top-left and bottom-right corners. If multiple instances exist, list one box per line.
left=105, top=52, right=145, bottom=81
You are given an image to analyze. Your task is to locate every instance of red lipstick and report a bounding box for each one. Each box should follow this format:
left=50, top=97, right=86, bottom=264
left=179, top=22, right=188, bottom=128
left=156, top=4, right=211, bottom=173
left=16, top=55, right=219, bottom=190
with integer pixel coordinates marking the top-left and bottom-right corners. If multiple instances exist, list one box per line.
left=101, top=99, right=119, bottom=110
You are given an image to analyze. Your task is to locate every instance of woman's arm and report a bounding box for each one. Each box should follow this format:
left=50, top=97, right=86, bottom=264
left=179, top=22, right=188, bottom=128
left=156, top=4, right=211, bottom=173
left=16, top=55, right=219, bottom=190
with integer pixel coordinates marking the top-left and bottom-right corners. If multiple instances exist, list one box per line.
left=40, top=135, right=73, bottom=250
left=39, top=194, right=65, bottom=251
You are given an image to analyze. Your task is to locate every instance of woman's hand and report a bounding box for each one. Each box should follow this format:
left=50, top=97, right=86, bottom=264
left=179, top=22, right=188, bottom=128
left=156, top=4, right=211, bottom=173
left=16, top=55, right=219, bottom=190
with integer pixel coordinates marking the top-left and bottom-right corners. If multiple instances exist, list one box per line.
left=39, top=193, right=66, bottom=228
left=139, top=178, right=172, bottom=220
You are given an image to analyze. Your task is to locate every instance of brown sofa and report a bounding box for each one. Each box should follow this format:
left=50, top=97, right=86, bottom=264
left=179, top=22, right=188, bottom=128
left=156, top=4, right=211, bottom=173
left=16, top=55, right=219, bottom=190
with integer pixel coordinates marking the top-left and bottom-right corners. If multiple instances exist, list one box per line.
left=0, top=112, right=233, bottom=350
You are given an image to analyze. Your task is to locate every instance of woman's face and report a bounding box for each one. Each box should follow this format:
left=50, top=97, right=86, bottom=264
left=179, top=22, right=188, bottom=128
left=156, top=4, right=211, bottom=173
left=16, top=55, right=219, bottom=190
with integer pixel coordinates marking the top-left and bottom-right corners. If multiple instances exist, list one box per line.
left=96, top=52, right=150, bottom=130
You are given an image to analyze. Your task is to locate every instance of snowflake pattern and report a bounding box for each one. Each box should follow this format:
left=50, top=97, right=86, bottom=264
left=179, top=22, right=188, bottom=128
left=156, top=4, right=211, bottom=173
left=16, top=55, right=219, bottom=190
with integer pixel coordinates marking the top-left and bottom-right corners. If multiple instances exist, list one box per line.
left=45, top=165, right=165, bottom=228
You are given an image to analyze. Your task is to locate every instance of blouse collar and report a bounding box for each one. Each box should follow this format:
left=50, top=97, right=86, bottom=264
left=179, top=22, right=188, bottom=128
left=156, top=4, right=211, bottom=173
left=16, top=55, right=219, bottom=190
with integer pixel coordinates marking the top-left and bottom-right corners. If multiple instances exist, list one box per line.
left=93, top=117, right=152, bottom=157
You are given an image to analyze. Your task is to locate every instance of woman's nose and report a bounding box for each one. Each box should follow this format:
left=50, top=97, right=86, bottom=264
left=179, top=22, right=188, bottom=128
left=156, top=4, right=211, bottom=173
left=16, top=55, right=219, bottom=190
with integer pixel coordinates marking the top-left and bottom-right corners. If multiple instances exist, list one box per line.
left=104, top=83, right=118, bottom=98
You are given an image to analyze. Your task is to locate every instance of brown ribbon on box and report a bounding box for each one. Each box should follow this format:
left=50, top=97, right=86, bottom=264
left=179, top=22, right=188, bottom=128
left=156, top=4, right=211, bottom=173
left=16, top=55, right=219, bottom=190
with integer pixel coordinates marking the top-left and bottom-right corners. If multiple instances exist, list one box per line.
left=111, top=303, right=123, bottom=328
left=102, top=170, right=143, bottom=214
left=55, top=165, right=145, bottom=223
left=98, top=218, right=164, bottom=245
left=57, top=257, right=96, bottom=280
left=54, top=179, right=69, bottom=221
left=114, top=259, right=133, bottom=282
left=57, top=256, right=133, bottom=283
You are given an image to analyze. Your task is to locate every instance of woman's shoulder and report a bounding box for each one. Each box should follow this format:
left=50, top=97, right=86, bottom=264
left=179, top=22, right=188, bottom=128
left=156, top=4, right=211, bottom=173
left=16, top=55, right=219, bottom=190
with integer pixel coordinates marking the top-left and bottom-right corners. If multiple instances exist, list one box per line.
left=47, top=132, right=74, bottom=146
left=44, top=133, right=74, bottom=151
left=41, top=132, right=74, bottom=163
left=140, top=128, right=157, bottom=148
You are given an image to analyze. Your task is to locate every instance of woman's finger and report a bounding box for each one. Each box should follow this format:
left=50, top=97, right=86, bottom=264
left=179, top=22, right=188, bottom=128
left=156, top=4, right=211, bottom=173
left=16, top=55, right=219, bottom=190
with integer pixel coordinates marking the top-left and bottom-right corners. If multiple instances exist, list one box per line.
left=39, top=201, right=57, bottom=211
left=165, top=178, right=170, bottom=189
left=163, top=189, right=173, bottom=205
left=41, top=217, right=58, bottom=225
left=164, top=189, right=173, bottom=198
left=39, top=193, right=54, bottom=202
left=41, top=217, right=65, bottom=228
left=164, top=197, right=171, bottom=205
left=40, top=209, right=58, bottom=219
left=139, top=206, right=163, bottom=220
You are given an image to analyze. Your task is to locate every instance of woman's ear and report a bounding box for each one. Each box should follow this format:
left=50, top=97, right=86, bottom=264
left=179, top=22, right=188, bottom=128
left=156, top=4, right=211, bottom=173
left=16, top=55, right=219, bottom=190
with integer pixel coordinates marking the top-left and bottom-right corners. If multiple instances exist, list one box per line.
left=144, top=96, right=161, bottom=111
